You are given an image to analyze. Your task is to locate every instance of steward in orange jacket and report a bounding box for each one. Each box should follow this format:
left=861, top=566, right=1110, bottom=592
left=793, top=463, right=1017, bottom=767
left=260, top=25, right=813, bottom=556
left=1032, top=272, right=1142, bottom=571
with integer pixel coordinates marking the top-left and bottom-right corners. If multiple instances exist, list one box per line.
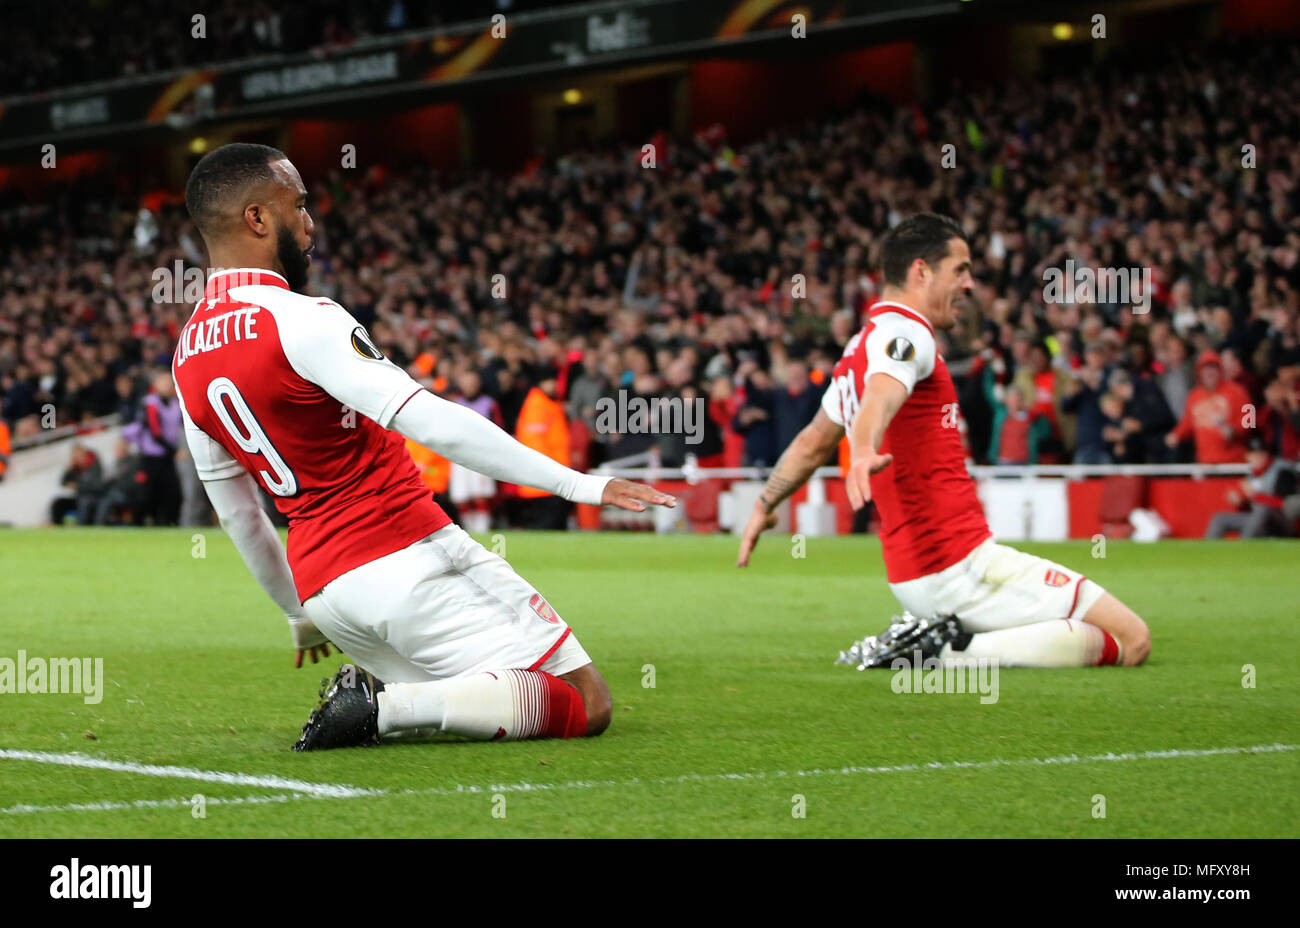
left=405, top=437, right=450, bottom=494
left=515, top=385, right=571, bottom=499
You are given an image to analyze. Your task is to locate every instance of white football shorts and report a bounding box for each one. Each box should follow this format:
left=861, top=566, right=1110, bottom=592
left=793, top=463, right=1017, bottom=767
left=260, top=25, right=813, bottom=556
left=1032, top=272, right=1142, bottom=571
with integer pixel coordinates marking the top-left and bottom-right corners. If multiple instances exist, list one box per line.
left=303, top=524, right=591, bottom=684
left=889, top=538, right=1107, bottom=632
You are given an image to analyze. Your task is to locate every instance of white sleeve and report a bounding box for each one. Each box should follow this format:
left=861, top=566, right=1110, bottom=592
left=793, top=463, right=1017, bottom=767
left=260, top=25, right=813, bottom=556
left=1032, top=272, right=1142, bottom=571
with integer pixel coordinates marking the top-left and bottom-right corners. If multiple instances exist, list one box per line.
left=202, top=471, right=306, bottom=618
left=176, top=387, right=243, bottom=481
left=820, top=381, right=844, bottom=427
left=391, top=390, right=611, bottom=505
left=275, top=298, right=423, bottom=428
left=863, top=315, right=937, bottom=396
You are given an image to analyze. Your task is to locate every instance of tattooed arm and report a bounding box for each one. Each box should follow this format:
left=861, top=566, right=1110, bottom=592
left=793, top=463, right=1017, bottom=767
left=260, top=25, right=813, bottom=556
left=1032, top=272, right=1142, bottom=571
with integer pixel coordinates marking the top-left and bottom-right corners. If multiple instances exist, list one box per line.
left=736, top=409, right=844, bottom=566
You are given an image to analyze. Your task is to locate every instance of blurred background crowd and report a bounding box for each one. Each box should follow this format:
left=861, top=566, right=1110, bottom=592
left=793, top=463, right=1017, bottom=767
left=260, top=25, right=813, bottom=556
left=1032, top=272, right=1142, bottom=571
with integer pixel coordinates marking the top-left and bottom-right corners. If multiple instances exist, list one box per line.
left=2, top=37, right=1298, bottom=533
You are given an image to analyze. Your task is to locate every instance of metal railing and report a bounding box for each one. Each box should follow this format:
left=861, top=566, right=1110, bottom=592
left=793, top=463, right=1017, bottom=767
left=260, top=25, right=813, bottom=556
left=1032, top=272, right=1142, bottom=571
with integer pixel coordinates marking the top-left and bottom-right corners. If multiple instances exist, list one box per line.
left=9, top=413, right=122, bottom=452
left=593, top=461, right=1255, bottom=484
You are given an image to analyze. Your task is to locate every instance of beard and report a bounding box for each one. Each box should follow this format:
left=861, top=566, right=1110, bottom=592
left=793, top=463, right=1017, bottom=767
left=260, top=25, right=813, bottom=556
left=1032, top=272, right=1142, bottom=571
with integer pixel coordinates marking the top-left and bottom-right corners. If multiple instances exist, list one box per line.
left=276, top=225, right=311, bottom=293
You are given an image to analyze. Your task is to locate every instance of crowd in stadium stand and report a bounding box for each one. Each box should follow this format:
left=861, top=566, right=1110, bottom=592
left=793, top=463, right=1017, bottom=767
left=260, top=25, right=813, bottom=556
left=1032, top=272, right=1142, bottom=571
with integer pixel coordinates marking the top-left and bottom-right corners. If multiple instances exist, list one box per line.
left=2, top=40, right=1299, bottom=533
left=0, top=0, right=568, bottom=98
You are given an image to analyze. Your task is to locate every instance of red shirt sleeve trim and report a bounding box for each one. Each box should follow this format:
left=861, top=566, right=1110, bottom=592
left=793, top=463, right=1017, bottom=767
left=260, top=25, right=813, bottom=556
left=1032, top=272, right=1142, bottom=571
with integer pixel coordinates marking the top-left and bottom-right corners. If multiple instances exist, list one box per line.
left=392, top=387, right=423, bottom=420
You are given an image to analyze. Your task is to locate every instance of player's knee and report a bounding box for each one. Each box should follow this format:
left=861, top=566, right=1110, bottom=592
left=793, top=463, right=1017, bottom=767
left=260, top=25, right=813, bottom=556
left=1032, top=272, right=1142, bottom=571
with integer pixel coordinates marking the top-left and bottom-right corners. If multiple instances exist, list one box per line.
left=558, top=663, right=612, bottom=736
left=1084, top=593, right=1150, bottom=667
left=583, top=684, right=613, bottom=737
left=1121, top=617, right=1151, bottom=667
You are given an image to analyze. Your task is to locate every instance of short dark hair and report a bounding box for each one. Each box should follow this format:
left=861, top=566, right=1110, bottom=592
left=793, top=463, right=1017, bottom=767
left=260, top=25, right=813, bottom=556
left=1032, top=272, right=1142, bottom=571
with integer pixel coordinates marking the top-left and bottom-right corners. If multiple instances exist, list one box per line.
left=880, top=212, right=968, bottom=287
left=185, top=143, right=287, bottom=238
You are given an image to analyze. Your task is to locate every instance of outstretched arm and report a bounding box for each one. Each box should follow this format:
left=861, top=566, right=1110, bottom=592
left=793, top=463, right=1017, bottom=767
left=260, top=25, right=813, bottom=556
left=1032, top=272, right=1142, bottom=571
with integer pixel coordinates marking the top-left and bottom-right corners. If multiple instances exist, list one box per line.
left=845, top=372, right=908, bottom=511
left=283, top=300, right=674, bottom=513
left=391, top=390, right=674, bottom=511
left=736, top=409, right=844, bottom=566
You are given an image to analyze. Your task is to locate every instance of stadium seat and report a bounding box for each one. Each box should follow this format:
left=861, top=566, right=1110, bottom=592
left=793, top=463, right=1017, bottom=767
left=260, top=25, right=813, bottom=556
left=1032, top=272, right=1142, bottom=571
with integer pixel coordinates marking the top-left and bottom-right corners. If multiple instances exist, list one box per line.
left=684, top=479, right=723, bottom=533
left=1098, top=476, right=1148, bottom=540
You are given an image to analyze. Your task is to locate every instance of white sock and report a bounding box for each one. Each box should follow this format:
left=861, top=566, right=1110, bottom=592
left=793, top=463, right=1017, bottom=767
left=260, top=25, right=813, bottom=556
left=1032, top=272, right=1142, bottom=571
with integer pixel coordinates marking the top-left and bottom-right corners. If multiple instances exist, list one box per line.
left=378, top=682, right=449, bottom=735
left=377, top=670, right=574, bottom=741
left=940, top=620, right=1120, bottom=668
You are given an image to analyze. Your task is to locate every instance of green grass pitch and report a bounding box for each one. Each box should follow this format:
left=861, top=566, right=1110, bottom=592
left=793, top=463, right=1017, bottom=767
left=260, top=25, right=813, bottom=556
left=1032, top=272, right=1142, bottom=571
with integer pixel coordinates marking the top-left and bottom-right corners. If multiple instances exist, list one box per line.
left=1, top=528, right=1297, bottom=837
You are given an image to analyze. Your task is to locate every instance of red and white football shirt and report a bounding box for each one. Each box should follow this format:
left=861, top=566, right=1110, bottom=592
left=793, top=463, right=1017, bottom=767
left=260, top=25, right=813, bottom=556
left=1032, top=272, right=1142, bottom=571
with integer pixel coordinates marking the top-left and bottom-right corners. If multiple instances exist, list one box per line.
left=172, top=268, right=450, bottom=602
left=821, top=301, right=991, bottom=582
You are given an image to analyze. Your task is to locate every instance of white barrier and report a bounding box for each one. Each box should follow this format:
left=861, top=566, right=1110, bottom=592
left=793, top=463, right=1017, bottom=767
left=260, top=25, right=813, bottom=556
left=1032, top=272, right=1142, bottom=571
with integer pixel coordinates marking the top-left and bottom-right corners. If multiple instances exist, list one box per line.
left=593, top=463, right=1254, bottom=482
left=592, top=462, right=1254, bottom=537
left=0, top=423, right=125, bottom=526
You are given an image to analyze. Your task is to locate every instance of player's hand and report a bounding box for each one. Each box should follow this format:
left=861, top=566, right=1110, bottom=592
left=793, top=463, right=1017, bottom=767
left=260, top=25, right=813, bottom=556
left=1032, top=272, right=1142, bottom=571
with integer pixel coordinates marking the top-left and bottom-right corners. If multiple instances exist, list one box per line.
left=601, top=477, right=677, bottom=512
left=294, top=643, right=332, bottom=668
left=288, top=616, right=332, bottom=668
left=736, top=502, right=778, bottom=567
left=845, top=449, right=893, bottom=511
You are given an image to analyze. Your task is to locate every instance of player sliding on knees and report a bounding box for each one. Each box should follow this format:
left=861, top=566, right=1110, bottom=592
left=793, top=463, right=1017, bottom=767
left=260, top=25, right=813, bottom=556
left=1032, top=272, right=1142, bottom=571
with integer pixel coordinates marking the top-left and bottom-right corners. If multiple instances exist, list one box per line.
left=736, top=212, right=1150, bottom=671
left=173, top=144, right=675, bottom=750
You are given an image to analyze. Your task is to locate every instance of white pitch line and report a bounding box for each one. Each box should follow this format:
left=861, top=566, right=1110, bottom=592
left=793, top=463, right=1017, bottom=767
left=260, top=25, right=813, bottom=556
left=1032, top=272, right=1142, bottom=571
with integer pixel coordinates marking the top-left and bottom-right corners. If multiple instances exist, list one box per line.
left=0, top=793, right=304, bottom=816
left=389, top=741, right=1300, bottom=798
left=0, top=748, right=378, bottom=798
left=2, top=742, right=1293, bottom=817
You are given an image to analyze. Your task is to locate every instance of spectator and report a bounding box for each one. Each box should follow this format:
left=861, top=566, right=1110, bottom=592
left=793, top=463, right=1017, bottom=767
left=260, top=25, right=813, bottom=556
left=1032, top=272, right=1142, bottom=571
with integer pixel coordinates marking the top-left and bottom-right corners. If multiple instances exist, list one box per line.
left=1155, top=336, right=1195, bottom=424
left=1204, top=442, right=1297, bottom=539
left=1008, top=340, right=1071, bottom=460
left=1259, top=375, right=1300, bottom=460
left=1221, top=347, right=1261, bottom=408
left=92, top=439, right=149, bottom=525
left=772, top=360, right=822, bottom=452
left=683, top=382, right=724, bottom=460
left=448, top=369, right=502, bottom=528
left=733, top=364, right=779, bottom=467
left=2, top=365, right=38, bottom=424
left=135, top=371, right=183, bottom=525
left=49, top=443, right=104, bottom=525
left=1165, top=351, right=1252, bottom=464
left=1262, top=308, right=1300, bottom=372
left=454, top=368, right=504, bottom=428
left=989, top=384, right=1051, bottom=465
left=514, top=372, right=571, bottom=529
left=1098, top=392, right=1132, bottom=465
left=708, top=376, right=744, bottom=468
left=1011, top=341, right=1071, bottom=458
left=1062, top=344, right=1111, bottom=465
left=565, top=350, right=610, bottom=437
left=1110, top=366, right=1176, bottom=463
